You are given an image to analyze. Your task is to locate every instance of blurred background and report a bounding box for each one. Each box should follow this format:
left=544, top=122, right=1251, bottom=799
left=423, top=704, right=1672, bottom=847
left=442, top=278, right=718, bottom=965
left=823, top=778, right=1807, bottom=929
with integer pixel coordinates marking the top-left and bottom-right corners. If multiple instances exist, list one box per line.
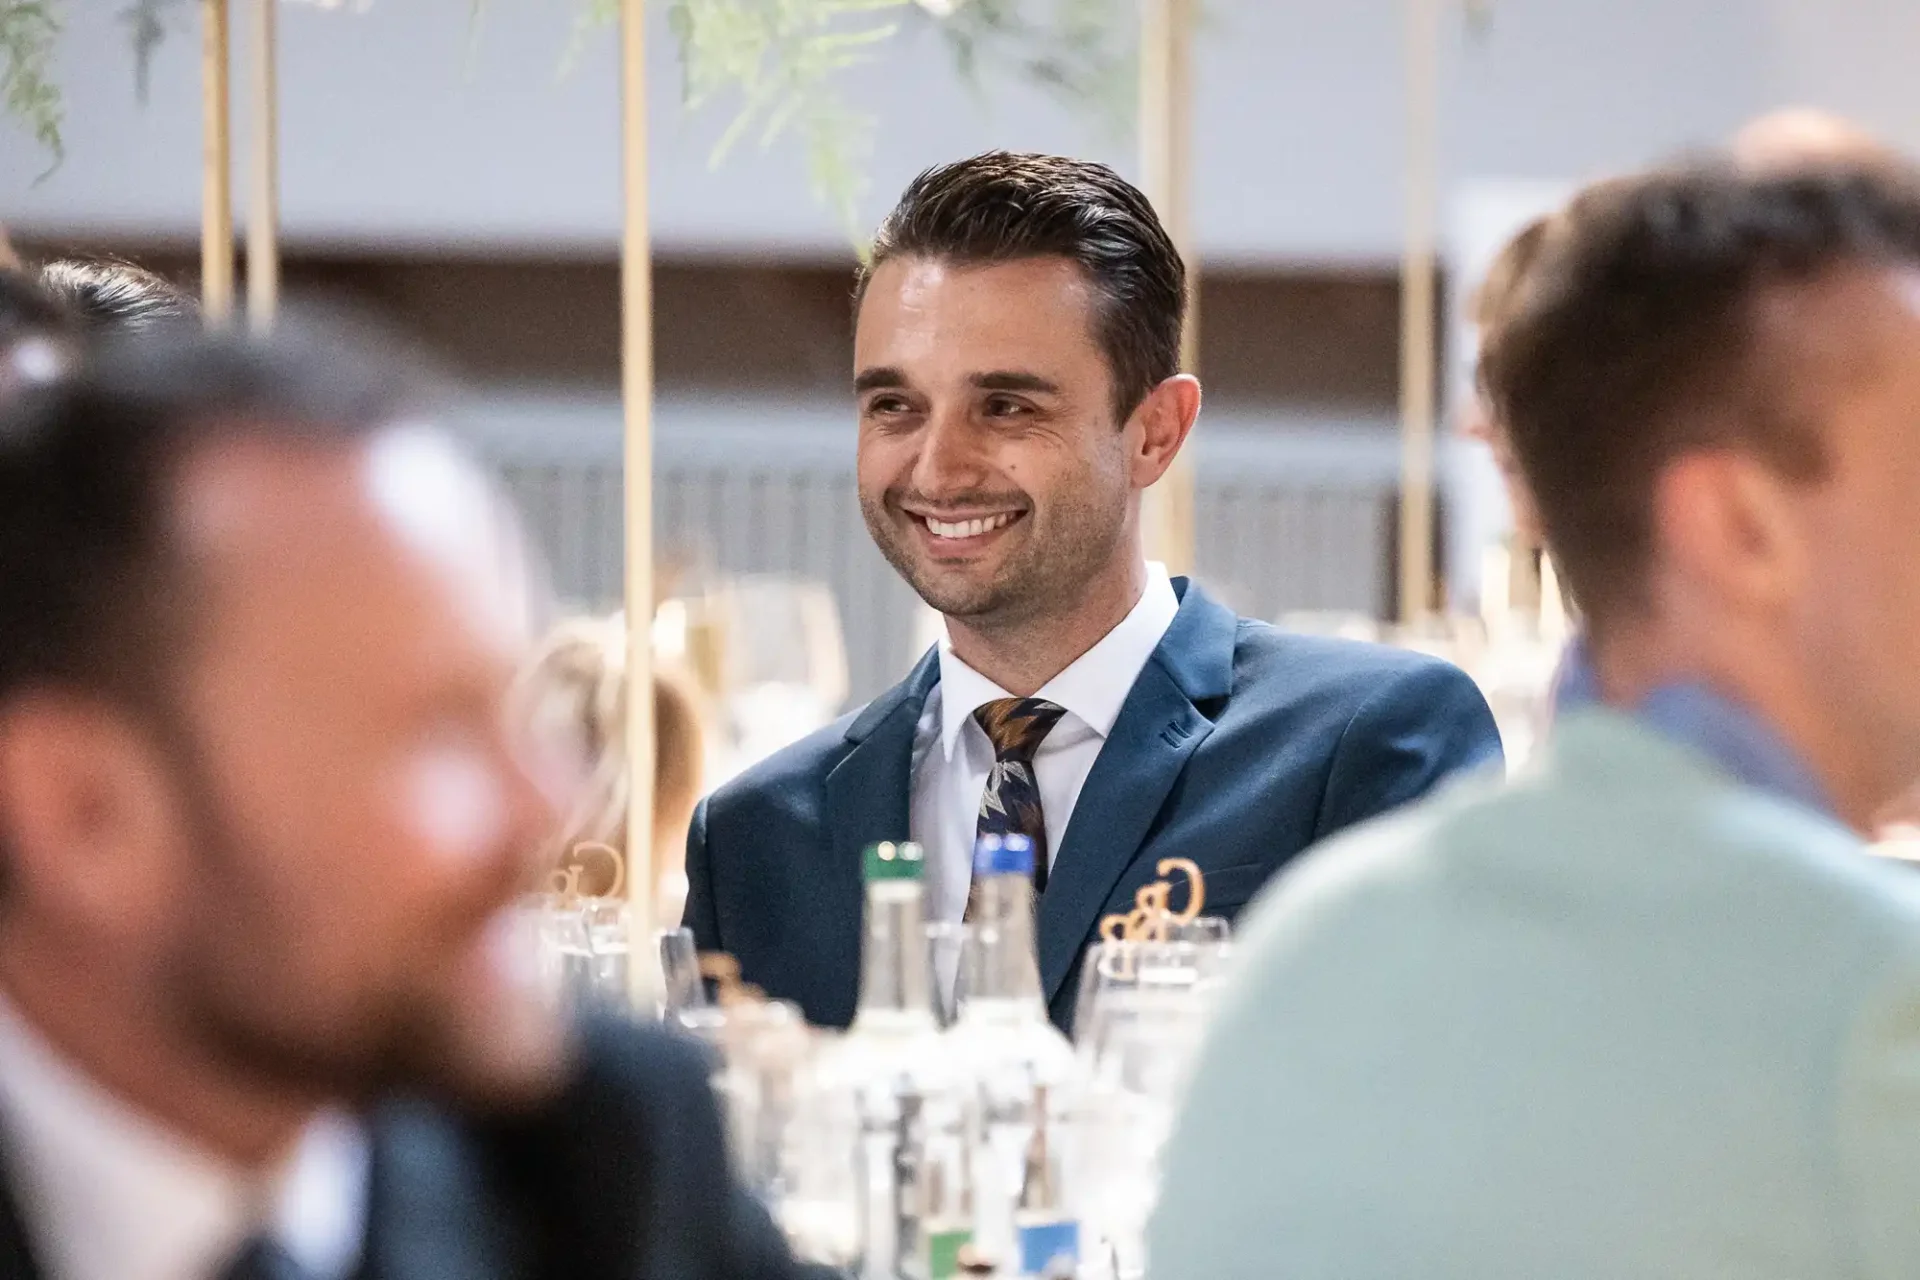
left=5, top=0, right=1916, bottom=782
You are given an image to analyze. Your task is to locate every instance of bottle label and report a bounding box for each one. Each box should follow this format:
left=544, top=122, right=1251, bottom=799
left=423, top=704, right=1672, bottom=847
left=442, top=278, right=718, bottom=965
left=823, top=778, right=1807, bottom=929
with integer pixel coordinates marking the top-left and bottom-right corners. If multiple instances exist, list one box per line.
left=1017, top=1219, right=1080, bottom=1278
left=925, top=1226, right=975, bottom=1280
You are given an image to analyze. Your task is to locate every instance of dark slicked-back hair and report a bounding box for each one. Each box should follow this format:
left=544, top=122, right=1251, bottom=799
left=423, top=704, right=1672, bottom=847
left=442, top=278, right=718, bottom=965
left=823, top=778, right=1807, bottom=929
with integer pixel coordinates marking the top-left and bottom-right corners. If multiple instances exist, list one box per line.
left=1480, top=161, right=1920, bottom=632
left=0, top=317, right=436, bottom=714
left=859, top=151, right=1187, bottom=420
left=37, top=258, right=196, bottom=335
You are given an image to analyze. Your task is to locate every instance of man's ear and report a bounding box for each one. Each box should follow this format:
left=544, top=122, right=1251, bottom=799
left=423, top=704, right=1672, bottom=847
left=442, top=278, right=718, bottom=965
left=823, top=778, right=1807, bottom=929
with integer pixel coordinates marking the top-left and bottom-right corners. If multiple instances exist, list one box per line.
left=1653, top=451, right=1808, bottom=614
left=1129, top=374, right=1202, bottom=489
left=0, top=693, right=185, bottom=939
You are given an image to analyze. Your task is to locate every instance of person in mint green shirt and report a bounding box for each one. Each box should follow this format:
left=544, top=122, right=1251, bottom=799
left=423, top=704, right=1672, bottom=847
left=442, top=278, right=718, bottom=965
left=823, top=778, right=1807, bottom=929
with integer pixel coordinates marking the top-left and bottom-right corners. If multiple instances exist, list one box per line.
left=1151, top=159, right=1920, bottom=1280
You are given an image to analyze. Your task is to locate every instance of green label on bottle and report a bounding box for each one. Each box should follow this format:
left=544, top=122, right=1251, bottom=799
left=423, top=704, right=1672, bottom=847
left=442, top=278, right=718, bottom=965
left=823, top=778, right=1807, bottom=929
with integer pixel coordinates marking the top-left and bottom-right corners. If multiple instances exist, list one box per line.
left=926, top=1227, right=974, bottom=1279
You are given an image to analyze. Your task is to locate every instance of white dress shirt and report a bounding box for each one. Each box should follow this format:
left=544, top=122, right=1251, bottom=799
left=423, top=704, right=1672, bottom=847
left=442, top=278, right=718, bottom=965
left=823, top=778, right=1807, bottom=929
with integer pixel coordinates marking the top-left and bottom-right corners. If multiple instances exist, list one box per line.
left=910, top=564, right=1181, bottom=952
left=0, top=994, right=369, bottom=1280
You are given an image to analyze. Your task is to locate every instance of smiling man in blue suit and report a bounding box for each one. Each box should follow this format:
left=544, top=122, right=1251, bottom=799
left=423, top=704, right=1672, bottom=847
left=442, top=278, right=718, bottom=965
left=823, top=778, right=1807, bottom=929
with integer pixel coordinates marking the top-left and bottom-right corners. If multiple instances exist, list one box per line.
left=683, top=152, right=1502, bottom=1031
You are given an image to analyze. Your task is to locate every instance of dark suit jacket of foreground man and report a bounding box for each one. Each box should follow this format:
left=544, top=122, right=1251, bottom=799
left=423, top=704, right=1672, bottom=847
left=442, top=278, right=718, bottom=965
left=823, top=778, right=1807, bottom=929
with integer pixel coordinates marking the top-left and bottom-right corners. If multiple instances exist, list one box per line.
left=686, top=579, right=1503, bottom=1031
left=0, top=1018, right=815, bottom=1280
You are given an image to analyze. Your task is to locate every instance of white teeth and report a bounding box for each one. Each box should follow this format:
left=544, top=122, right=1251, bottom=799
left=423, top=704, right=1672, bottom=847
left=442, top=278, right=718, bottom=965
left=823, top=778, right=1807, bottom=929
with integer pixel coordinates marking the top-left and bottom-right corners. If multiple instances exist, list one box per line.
left=925, top=512, right=1015, bottom=539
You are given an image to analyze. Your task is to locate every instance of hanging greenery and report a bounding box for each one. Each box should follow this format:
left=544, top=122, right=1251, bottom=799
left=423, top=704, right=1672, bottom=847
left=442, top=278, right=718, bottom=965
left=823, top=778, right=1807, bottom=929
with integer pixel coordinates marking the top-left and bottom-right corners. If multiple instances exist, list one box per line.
left=572, top=0, right=1137, bottom=239
left=2, top=0, right=1135, bottom=234
left=0, top=0, right=62, bottom=176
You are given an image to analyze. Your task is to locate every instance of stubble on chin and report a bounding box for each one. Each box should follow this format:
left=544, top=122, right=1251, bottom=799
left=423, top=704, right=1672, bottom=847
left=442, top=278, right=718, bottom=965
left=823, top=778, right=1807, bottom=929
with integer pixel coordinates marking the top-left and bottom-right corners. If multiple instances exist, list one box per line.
left=866, top=509, right=1022, bottom=623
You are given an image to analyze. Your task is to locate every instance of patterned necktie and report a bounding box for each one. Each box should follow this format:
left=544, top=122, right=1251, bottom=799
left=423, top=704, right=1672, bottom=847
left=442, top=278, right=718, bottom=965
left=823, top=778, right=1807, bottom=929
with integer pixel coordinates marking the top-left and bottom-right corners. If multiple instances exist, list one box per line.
left=973, top=697, right=1068, bottom=894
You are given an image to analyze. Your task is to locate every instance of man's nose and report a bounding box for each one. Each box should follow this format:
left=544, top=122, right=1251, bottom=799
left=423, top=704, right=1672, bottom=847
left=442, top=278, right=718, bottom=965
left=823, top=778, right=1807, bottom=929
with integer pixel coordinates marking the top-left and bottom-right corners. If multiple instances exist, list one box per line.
left=908, top=408, right=988, bottom=498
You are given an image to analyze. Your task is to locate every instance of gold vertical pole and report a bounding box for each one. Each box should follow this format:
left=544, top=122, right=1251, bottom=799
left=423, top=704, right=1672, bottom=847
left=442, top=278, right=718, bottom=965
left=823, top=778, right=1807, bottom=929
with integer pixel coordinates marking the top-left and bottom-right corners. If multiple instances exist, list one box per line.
left=201, top=0, right=234, bottom=327
left=1139, top=0, right=1198, bottom=576
left=1398, top=0, right=1441, bottom=622
left=245, top=0, right=278, bottom=333
left=621, top=0, right=658, bottom=993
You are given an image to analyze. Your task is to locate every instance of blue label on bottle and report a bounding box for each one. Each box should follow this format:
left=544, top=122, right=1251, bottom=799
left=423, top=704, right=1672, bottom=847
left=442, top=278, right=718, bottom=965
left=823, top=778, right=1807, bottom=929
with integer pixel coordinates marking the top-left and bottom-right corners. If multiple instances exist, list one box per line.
left=1017, top=1219, right=1079, bottom=1278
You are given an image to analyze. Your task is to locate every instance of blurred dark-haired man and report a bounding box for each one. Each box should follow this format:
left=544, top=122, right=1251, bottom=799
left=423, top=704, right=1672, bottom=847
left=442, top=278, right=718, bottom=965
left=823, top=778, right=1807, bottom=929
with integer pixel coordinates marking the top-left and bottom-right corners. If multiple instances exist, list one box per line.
left=685, top=151, right=1501, bottom=1031
left=1154, top=159, right=1920, bottom=1279
left=0, top=321, right=812, bottom=1280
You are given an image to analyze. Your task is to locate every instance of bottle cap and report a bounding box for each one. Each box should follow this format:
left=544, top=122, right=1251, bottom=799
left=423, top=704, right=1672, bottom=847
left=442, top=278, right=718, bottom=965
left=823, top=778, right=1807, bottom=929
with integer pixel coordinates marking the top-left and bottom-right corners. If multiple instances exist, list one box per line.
left=863, top=841, right=925, bottom=882
left=973, top=832, right=1036, bottom=878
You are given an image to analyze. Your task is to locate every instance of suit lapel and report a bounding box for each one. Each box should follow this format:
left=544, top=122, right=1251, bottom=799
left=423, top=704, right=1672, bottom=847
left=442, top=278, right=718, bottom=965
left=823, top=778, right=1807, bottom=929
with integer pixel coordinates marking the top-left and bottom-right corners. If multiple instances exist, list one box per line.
left=820, top=650, right=941, bottom=1020
left=1037, top=581, right=1237, bottom=1005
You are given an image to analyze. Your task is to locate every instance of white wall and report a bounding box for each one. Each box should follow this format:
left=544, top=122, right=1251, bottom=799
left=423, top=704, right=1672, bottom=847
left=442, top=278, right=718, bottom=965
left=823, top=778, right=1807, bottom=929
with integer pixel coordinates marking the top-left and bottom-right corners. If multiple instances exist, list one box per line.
left=5, top=0, right=1919, bottom=263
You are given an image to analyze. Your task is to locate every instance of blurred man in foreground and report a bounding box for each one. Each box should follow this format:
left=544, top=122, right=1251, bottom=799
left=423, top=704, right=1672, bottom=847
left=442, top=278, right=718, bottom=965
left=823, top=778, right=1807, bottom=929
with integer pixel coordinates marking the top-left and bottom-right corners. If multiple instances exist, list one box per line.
left=0, top=325, right=803, bottom=1280
left=684, top=151, right=1501, bottom=1031
left=1152, top=162, right=1920, bottom=1278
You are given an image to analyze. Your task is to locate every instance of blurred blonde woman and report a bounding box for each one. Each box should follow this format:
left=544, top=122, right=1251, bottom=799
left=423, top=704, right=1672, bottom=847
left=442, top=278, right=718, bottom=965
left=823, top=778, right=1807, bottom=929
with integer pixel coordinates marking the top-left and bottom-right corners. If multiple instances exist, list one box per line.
left=520, top=613, right=706, bottom=927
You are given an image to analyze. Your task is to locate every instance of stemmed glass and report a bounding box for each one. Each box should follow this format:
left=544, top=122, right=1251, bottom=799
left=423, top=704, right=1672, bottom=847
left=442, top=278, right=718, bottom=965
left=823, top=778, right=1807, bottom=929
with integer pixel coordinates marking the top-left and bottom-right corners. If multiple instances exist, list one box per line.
left=1069, top=935, right=1234, bottom=1280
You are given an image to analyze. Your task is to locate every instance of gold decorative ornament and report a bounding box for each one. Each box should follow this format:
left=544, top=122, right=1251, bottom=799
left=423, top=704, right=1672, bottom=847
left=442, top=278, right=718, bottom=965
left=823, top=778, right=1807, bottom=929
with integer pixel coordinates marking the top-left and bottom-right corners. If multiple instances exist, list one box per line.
left=1097, top=856, right=1206, bottom=944
left=547, top=839, right=628, bottom=903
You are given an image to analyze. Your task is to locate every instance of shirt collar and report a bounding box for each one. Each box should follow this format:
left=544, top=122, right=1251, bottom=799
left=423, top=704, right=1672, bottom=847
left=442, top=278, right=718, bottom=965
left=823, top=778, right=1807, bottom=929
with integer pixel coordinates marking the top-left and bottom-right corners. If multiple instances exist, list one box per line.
left=1553, top=635, right=1836, bottom=819
left=936, top=563, right=1181, bottom=759
left=0, top=992, right=369, bottom=1280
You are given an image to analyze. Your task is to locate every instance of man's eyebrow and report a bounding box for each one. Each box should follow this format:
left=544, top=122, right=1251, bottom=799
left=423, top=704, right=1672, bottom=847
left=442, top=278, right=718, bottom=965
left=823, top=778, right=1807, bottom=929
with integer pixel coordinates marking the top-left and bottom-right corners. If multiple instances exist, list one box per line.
left=970, top=371, right=1061, bottom=395
left=854, top=367, right=908, bottom=394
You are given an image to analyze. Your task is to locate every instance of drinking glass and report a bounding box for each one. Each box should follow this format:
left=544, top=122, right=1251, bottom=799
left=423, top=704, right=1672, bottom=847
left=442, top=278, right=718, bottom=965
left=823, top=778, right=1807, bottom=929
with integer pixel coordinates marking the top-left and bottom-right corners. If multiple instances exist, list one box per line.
left=1069, top=939, right=1234, bottom=1280
left=579, top=899, right=632, bottom=1008
left=711, top=999, right=815, bottom=1207
left=510, top=894, right=635, bottom=1014
left=657, top=926, right=708, bottom=1023
left=707, top=576, right=851, bottom=781
left=775, top=1031, right=863, bottom=1270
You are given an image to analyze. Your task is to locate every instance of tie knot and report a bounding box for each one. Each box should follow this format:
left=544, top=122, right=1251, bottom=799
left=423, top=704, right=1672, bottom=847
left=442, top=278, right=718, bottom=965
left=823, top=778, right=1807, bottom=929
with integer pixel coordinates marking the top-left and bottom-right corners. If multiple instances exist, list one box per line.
left=974, top=697, right=1066, bottom=762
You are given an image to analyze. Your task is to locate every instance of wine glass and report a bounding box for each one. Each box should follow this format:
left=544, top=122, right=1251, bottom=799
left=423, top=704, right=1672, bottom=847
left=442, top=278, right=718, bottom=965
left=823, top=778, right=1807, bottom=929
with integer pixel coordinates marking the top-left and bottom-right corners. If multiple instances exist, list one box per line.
left=775, top=1031, right=864, bottom=1269
left=1069, top=940, right=1233, bottom=1280
left=704, top=576, right=851, bottom=783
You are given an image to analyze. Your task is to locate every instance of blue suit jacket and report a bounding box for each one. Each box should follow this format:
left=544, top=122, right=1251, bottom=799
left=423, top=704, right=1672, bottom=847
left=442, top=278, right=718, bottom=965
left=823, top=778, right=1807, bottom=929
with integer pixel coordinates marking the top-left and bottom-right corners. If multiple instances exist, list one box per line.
left=684, top=580, right=1502, bottom=1031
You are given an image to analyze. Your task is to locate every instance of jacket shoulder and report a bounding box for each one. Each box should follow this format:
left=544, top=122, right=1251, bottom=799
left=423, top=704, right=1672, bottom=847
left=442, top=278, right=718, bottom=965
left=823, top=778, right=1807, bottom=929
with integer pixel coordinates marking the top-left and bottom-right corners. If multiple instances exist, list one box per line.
left=1230, top=619, right=1476, bottom=689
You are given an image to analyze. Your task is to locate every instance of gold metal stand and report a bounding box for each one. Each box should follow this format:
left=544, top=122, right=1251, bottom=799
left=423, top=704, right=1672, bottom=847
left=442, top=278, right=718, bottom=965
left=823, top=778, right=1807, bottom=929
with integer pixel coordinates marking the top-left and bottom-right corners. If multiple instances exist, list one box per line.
left=1139, top=0, right=1198, bottom=576
left=201, top=0, right=234, bottom=327
left=1397, top=0, right=1442, bottom=622
left=246, top=0, right=278, bottom=332
left=621, top=0, right=658, bottom=983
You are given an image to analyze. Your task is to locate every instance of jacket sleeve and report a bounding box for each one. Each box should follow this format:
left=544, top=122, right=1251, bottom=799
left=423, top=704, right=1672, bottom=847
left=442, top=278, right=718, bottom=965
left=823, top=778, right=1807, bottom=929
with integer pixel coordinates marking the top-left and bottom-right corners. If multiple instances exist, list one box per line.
left=1312, top=658, right=1502, bottom=841
left=682, top=795, right=721, bottom=953
left=1836, top=934, right=1920, bottom=1279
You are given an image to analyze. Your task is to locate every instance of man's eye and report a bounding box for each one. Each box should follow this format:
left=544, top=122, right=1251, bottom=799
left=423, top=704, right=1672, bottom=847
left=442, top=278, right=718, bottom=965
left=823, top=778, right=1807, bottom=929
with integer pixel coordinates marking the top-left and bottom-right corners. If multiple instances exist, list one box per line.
left=984, top=396, right=1031, bottom=418
left=865, top=396, right=910, bottom=415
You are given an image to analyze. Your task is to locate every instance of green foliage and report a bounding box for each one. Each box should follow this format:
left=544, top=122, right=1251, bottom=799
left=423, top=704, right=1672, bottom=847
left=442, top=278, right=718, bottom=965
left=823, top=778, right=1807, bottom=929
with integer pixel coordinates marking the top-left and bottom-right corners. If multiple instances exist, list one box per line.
left=121, top=0, right=188, bottom=104
left=573, top=0, right=1135, bottom=248
left=2, top=0, right=1137, bottom=221
left=670, top=0, right=906, bottom=240
left=936, top=0, right=1134, bottom=138
left=0, top=0, right=62, bottom=175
